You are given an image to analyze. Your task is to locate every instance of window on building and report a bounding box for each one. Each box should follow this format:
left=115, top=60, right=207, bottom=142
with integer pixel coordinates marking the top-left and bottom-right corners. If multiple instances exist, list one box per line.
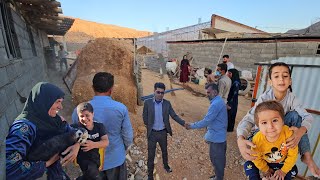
left=317, top=44, right=320, bottom=55
left=0, top=0, right=21, bottom=59
left=27, top=25, right=37, bottom=56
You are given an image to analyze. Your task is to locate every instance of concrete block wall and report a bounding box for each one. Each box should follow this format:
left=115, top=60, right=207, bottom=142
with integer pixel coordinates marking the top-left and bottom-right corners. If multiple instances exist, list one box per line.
left=66, top=42, right=87, bottom=51
left=0, top=6, right=49, bottom=178
left=142, top=55, right=166, bottom=73
left=168, top=40, right=319, bottom=76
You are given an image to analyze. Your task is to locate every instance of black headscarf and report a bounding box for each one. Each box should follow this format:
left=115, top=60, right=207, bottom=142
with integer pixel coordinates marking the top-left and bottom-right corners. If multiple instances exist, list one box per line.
left=16, top=82, right=67, bottom=139
left=228, top=68, right=240, bottom=84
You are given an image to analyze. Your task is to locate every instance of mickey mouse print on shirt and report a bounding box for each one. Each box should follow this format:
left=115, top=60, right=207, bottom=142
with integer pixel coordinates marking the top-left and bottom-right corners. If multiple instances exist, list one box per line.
left=265, top=143, right=288, bottom=163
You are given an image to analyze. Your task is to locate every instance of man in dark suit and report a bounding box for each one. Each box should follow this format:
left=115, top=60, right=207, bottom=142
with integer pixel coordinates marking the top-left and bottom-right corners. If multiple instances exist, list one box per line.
left=143, top=82, right=185, bottom=180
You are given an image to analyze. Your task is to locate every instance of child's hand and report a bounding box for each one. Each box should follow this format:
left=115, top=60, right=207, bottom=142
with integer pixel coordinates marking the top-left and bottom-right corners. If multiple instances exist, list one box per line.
left=237, top=136, right=257, bottom=161
left=286, top=126, right=307, bottom=148
left=81, top=140, right=96, bottom=152
left=272, top=169, right=286, bottom=180
left=61, top=143, right=80, bottom=166
left=262, top=168, right=274, bottom=179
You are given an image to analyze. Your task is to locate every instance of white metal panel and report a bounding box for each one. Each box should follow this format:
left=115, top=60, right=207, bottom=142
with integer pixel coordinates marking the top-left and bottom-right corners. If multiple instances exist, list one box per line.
left=137, top=21, right=211, bottom=54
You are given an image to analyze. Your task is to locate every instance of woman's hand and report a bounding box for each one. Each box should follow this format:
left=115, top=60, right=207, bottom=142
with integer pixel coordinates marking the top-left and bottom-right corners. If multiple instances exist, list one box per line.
left=45, top=153, right=60, bottom=167
left=60, top=115, right=66, bottom=122
left=81, top=140, right=96, bottom=152
left=60, top=143, right=80, bottom=166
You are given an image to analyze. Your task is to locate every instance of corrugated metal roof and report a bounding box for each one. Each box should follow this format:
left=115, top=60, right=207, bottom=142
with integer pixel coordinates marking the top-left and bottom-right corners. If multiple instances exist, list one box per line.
left=254, top=57, right=320, bottom=177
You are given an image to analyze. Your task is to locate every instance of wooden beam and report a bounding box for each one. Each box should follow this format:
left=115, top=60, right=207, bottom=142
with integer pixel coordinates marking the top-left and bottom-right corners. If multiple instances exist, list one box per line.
left=306, top=109, right=320, bottom=115
left=18, top=3, right=61, bottom=14
left=53, top=7, right=62, bottom=13
left=15, top=0, right=61, bottom=7
left=40, top=18, right=62, bottom=24
left=41, top=15, right=65, bottom=21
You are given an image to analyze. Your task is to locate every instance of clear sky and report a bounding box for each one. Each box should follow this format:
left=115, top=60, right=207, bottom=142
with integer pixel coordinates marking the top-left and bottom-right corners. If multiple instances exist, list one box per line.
left=59, top=0, right=320, bottom=33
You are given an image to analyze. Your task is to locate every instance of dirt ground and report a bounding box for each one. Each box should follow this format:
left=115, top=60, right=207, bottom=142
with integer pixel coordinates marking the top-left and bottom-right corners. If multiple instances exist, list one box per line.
left=72, top=38, right=137, bottom=113
left=47, top=68, right=251, bottom=180
left=133, top=70, right=250, bottom=180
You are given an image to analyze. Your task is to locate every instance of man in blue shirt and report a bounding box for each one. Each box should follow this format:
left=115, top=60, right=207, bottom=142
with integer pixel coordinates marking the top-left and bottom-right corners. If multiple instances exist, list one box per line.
left=72, top=72, right=133, bottom=180
left=143, top=82, right=185, bottom=180
left=186, top=83, right=228, bottom=180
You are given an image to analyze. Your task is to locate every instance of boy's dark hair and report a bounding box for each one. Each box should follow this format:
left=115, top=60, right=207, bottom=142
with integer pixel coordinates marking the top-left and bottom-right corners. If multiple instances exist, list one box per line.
left=254, top=100, right=285, bottom=126
left=222, top=55, right=229, bottom=59
left=77, top=102, right=94, bottom=114
left=154, top=82, right=166, bottom=90
left=205, top=83, right=219, bottom=93
left=208, top=69, right=212, bottom=74
left=93, top=72, right=114, bottom=93
left=217, top=63, right=227, bottom=73
left=268, top=62, right=292, bottom=92
left=268, top=62, right=291, bottom=79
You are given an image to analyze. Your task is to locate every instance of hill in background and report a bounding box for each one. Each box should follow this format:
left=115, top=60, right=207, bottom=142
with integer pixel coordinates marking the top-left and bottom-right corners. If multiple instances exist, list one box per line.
left=286, top=21, right=320, bottom=36
left=55, top=18, right=151, bottom=51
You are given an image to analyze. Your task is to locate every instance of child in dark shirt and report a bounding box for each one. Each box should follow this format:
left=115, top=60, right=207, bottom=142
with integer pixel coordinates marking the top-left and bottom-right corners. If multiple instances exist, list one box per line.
left=72, top=102, right=109, bottom=180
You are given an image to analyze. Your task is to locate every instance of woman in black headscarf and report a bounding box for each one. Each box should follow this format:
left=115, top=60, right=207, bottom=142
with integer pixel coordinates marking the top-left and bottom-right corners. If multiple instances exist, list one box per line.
left=226, top=69, right=241, bottom=132
left=6, top=82, right=80, bottom=180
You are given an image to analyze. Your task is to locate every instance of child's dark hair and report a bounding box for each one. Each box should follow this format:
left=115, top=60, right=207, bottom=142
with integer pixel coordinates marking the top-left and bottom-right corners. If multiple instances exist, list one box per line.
left=77, top=102, right=94, bottom=114
left=254, top=100, right=285, bottom=126
left=268, top=62, right=292, bottom=92
left=154, top=82, right=166, bottom=90
left=268, top=62, right=291, bottom=79
left=222, top=54, right=229, bottom=59
left=93, top=72, right=114, bottom=93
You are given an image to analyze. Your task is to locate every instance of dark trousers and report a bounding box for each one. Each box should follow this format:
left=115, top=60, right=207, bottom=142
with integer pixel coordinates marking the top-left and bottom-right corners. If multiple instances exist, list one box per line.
left=244, top=161, right=298, bottom=180
left=77, top=159, right=101, bottom=180
left=284, top=111, right=310, bottom=155
left=147, top=129, right=168, bottom=177
left=60, top=58, right=68, bottom=70
left=102, top=162, right=127, bottom=180
left=209, top=141, right=227, bottom=180
left=227, top=105, right=238, bottom=132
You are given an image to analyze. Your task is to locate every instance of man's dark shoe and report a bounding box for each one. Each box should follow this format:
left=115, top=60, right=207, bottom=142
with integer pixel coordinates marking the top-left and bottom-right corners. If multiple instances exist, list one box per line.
left=164, top=165, right=172, bottom=173
left=209, top=175, right=217, bottom=180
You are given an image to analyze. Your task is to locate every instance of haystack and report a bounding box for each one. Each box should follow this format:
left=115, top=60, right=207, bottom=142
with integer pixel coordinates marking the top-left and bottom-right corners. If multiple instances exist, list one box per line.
left=72, top=38, right=137, bottom=112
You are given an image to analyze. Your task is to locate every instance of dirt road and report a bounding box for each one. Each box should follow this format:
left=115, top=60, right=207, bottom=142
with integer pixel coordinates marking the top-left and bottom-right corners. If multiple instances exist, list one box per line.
left=135, top=69, right=250, bottom=180
left=47, top=68, right=251, bottom=180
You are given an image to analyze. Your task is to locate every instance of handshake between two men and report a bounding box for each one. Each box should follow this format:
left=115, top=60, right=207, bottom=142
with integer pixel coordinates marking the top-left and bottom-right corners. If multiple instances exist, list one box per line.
left=184, top=122, right=191, bottom=130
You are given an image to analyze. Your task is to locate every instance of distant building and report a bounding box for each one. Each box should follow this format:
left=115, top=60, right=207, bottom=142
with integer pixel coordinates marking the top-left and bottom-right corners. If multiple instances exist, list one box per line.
left=136, top=14, right=265, bottom=55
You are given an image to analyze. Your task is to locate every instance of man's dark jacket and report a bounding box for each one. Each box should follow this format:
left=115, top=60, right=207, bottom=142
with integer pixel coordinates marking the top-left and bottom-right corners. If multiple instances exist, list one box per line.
left=143, top=99, right=185, bottom=138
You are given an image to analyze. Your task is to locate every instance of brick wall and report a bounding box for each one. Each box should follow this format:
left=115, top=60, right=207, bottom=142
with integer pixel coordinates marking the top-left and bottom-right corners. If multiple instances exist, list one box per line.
left=0, top=6, right=49, bottom=178
left=168, top=40, right=319, bottom=76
